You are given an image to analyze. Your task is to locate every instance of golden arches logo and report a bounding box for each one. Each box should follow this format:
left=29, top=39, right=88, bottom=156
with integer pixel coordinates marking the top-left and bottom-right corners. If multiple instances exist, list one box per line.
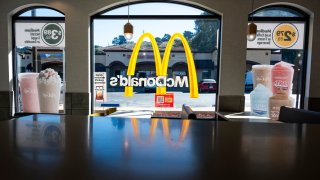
left=131, top=118, right=190, bottom=145
left=124, top=32, right=199, bottom=98
left=131, top=118, right=159, bottom=144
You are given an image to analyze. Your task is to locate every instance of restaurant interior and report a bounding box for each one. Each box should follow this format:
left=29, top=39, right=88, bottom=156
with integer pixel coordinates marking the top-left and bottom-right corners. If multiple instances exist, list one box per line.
left=0, top=0, right=320, bottom=179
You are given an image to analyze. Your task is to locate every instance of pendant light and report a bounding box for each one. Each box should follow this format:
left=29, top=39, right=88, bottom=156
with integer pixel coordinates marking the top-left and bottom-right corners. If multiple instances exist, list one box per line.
left=247, top=0, right=257, bottom=41
left=124, top=0, right=133, bottom=40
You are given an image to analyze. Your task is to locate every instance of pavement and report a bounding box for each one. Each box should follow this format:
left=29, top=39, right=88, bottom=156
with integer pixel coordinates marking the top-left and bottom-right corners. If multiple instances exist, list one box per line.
left=95, top=92, right=216, bottom=118
left=92, top=92, right=298, bottom=118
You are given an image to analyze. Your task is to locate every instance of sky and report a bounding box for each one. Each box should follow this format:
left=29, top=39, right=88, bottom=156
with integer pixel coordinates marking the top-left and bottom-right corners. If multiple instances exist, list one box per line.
left=19, top=3, right=208, bottom=47
left=94, top=3, right=205, bottom=47
left=94, top=19, right=196, bottom=47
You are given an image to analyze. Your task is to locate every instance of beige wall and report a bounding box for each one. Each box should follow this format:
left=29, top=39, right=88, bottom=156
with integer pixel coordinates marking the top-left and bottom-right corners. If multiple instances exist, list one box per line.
left=0, top=0, right=319, bottom=113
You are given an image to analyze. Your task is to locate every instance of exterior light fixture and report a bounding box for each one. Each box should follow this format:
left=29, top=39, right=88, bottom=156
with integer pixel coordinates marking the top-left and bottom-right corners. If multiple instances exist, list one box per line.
left=124, top=0, right=133, bottom=40
left=247, top=0, right=257, bottom=41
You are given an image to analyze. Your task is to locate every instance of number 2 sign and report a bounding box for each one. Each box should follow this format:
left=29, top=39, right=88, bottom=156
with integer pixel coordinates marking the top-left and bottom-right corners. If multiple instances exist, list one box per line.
left=247, top=22, right=304, bottom=50
left=273, top=23, right=299, bottom=48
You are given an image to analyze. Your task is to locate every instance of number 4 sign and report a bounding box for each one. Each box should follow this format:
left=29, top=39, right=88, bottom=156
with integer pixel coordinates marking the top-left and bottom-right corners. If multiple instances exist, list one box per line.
left=155, top=93, right=174, bottom=107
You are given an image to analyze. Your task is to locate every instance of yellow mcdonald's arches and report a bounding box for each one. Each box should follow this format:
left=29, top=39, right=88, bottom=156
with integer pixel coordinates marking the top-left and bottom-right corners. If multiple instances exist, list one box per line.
left=131, top=118, right=158, bottom=144
left=161, top=33, right=198, bottom=98
left=125, top=33, right=162, bottom=96
left=162, top=119, right=190, bottom=145
left=125, top=32, right=199, bottom=98
left=131, top=118, right=190, bottom=145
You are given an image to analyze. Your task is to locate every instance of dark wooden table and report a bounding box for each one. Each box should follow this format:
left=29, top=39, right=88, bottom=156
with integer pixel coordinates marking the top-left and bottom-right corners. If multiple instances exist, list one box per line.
left=216, top=111, right=281, bottom=123
left=0, top=114, right=319, bottom=179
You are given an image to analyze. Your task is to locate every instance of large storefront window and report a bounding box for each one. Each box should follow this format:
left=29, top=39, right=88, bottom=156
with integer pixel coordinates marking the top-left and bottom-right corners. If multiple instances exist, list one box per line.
left=13, top=7, right=65, bottom=114
left=245, top=5, right=309, bottom=120
left=92, top=2, right=221, bottom=115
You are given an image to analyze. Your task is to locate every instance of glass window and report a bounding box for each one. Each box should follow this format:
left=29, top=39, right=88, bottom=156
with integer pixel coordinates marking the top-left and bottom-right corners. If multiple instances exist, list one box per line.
left=19, top=8, right=64, bottom=17
left=93, top=3, right=220, bottom=117
left=251, top=6, right=305, bottom=17
left=13, top=7, right=65, bottom=114
left=101, top=2, right=214, bottom=16
left=246, top=6, right=308, bottom=120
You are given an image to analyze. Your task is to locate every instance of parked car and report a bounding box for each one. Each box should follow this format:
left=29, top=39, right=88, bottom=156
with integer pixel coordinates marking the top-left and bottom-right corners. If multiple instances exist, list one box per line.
left=245, top=71, right=253, bottom=92
left=144, top=82, right=156, bottom=93
left=199, top=79, right=217, bottom=93
left=143, top=76, right=157, bottom=93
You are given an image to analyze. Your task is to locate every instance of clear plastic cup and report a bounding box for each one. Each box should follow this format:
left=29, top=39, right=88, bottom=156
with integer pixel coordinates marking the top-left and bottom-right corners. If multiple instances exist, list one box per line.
left=271, top=61, right=294, bottom=98
left=37, top=77, right=61, bottom=113
left=18, top=73, right=40, bottom=113
left=252, top=65, right=273, bottom=90
left=250, top=84, right=272, bottom=116
left=269, top=95, right=294, bottom=120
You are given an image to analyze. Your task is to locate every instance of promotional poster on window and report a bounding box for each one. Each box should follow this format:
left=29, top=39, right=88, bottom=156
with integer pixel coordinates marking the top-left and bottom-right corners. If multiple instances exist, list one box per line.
left=247, top=22, right=305, bottom=50
left=94, top=72, right=107, bottom=102
left=15, top=22, right=65, bottom=47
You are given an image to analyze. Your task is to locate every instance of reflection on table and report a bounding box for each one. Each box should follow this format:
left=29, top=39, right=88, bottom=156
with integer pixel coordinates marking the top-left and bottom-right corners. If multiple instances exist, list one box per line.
left=217, top=111, right=281, bottom=123
left=1, top=114, right=319, bottom=179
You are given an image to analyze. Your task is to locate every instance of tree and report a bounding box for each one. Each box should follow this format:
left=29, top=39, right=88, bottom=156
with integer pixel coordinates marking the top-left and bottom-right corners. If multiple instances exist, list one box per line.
left=281, top=49, right=302, bottom=65
left=155, top=37, right=162, bottom=44
left=112, top=35, right=127, bottom=45
left=173, top=39, right=182, bottom=47
left=112, top=37, right=119, bottom=45
left=118, top=35, right=127, bottom=44
left=95, top=48, right=105, bottom=55
left=161, top=34, right=171, bottom=42
left=183, top=31, right=194, bottom=40
left=191, top=12, right=219, bottom=52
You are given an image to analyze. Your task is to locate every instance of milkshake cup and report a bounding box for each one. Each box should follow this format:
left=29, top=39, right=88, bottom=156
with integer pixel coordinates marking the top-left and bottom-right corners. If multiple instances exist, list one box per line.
left=37, top=68, right=61, bottom=113
left=269, top=94, right=294, bottom=120
left=18, top=73, right=40, bottom=113
left=250, top=84, right=272, bottom=117
left=271, top=61, right=294, bottom=98
left=252, top=65, right=273, bottom=90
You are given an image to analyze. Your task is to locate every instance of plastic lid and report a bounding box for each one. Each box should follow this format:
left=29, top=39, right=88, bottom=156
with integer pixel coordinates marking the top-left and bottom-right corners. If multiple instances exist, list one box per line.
left=18, top=73, right=39, bottom=81
left=252, top=65, right=273, bottom=70
left=272, top=61, right=294, bottom=70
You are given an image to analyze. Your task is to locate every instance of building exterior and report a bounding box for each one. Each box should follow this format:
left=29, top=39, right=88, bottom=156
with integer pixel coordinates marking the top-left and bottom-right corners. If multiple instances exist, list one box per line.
left=95, top=45, right=217, bottom=91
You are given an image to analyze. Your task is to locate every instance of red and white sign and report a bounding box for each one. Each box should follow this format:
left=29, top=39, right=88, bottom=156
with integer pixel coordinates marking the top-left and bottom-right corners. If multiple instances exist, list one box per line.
left=155, top=93, right=174, bottom=107
left=94, top=72, right=107, bottom=101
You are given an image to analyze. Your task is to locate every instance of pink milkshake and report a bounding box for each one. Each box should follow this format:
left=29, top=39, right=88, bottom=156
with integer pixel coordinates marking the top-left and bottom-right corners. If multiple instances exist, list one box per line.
left=18, top=73, right=40, bottom=113
left=37, top=68, right=61, bottom=113
left=271, top=61, right=294, bottom=98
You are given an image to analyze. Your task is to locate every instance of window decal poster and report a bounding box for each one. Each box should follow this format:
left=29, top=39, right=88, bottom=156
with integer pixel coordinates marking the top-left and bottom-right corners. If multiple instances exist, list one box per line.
left=94, top=72, right=107, bottom=102
left=247, top=22, right=304, bottom=50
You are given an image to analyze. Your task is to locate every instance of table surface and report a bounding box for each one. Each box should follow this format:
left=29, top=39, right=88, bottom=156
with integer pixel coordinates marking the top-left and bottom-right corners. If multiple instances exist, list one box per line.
left=217, top=111, right=281, bottom=123
left=0, top=114, right=319, bottom=179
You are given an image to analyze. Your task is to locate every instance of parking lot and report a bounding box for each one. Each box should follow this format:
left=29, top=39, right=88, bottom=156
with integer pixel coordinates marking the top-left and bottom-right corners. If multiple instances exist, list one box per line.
left=95, top=92, right=216, bottom=111
left=94, top=92, right=298, bottom=113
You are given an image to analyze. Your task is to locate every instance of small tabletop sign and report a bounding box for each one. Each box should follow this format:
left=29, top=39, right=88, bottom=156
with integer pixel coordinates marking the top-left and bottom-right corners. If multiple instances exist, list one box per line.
left=155, top=93, right=174, bottom=107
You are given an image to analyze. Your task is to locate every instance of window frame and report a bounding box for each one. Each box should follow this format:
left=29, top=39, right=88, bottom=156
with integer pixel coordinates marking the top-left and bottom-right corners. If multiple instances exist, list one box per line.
left=247, top=5, right=310, bottom=109
left=12, top=6, right=65, bottom=114
left=90, top=1, right=222, bottom=113
left=250, top=5, right=308, bottom=18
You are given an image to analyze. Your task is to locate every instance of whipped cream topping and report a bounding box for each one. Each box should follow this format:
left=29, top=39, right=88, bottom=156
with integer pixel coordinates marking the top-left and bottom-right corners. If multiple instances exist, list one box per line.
left=37, top=68, right=61, bottom=84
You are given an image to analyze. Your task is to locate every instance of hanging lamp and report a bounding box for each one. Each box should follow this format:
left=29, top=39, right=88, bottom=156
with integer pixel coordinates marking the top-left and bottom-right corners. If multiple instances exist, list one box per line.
left=247, top=0, right=257, bottom=41
left=124, top=0, right=133, bottom=40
